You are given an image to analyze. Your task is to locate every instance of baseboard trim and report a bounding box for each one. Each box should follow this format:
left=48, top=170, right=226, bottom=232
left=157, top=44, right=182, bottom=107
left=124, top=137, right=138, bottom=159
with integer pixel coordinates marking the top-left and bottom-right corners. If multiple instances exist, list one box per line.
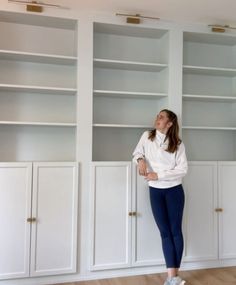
left=2, top=259, right=236, bottom=285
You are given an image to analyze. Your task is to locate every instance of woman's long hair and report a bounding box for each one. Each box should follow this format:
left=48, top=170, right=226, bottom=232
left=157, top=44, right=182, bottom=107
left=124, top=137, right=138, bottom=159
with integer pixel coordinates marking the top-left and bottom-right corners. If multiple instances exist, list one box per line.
left=148, top=109, right=181, bottom=153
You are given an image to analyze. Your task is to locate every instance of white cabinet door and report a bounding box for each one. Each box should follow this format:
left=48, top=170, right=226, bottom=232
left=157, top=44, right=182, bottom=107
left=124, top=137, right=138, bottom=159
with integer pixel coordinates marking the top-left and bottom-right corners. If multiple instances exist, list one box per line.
left=0, top=163, right=32, bottom=280
left=132, top=165, right=164, bottom=266
left=90, top=162, right=132, bottom=270
left=218, top=162, right=236, bottom=259
left=30, top=162, right=78, bottom=276
left=183, top=162, right=218, bottom=262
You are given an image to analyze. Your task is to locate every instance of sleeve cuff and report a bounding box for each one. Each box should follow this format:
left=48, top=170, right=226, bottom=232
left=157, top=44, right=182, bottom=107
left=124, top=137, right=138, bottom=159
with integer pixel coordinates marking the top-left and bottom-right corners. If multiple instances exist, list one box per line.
left=133, top=155, right=144, bottom=164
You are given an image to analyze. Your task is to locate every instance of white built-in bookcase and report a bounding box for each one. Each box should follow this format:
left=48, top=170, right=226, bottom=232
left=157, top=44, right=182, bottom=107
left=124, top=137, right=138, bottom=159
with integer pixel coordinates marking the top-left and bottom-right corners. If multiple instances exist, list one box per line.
left=0, top=11, right=77, bottom=162
left=182, top=31, right=236, bottom=161
left=93, top=23, right=169, bottom=161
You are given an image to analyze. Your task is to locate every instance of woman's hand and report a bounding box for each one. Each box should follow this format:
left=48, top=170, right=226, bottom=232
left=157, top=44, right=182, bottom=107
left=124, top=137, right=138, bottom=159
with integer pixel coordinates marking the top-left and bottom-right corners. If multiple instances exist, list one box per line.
left=145, top=172, right=158, bottom=181
left=138, top=159, right=147, bottom=176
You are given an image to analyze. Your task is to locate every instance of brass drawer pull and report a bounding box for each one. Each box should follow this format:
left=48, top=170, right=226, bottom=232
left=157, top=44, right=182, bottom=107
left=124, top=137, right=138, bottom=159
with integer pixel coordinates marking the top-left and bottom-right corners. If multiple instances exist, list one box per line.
left=27, top=217, right=37, bottom=222
left=128, top=212, right=137, bottom=216
left=215, top=208, right=223, bottom=212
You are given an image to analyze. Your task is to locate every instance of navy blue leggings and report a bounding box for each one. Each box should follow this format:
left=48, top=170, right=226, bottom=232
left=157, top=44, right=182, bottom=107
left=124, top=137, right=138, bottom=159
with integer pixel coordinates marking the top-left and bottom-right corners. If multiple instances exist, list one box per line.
left=149, top=184, right=185, bottom=268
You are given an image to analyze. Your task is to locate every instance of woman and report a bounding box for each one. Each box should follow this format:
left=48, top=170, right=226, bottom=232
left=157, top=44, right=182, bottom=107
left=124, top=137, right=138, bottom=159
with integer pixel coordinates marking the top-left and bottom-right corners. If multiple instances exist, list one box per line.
left=133, top=109, right=188, bottom=285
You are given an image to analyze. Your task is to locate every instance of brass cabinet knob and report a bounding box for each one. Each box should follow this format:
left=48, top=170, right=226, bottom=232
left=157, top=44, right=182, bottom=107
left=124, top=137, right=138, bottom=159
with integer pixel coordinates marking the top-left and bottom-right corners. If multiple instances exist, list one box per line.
left=215, top=208, right=223, bottom=212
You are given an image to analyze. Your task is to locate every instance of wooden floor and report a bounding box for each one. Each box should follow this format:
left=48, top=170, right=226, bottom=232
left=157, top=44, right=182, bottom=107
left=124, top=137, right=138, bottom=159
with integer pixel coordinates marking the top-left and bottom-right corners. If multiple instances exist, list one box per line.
left=54, top=266, right=236, bottom=285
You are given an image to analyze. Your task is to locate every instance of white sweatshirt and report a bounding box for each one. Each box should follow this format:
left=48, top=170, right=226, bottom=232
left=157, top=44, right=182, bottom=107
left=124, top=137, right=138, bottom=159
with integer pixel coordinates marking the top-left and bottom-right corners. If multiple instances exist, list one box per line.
left=133, top=130, right=188, bottom=189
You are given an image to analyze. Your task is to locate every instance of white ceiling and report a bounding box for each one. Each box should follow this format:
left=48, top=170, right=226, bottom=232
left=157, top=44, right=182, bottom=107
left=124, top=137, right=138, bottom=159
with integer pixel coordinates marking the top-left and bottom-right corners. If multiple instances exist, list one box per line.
left=65, top=0, right=236, bottom=26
